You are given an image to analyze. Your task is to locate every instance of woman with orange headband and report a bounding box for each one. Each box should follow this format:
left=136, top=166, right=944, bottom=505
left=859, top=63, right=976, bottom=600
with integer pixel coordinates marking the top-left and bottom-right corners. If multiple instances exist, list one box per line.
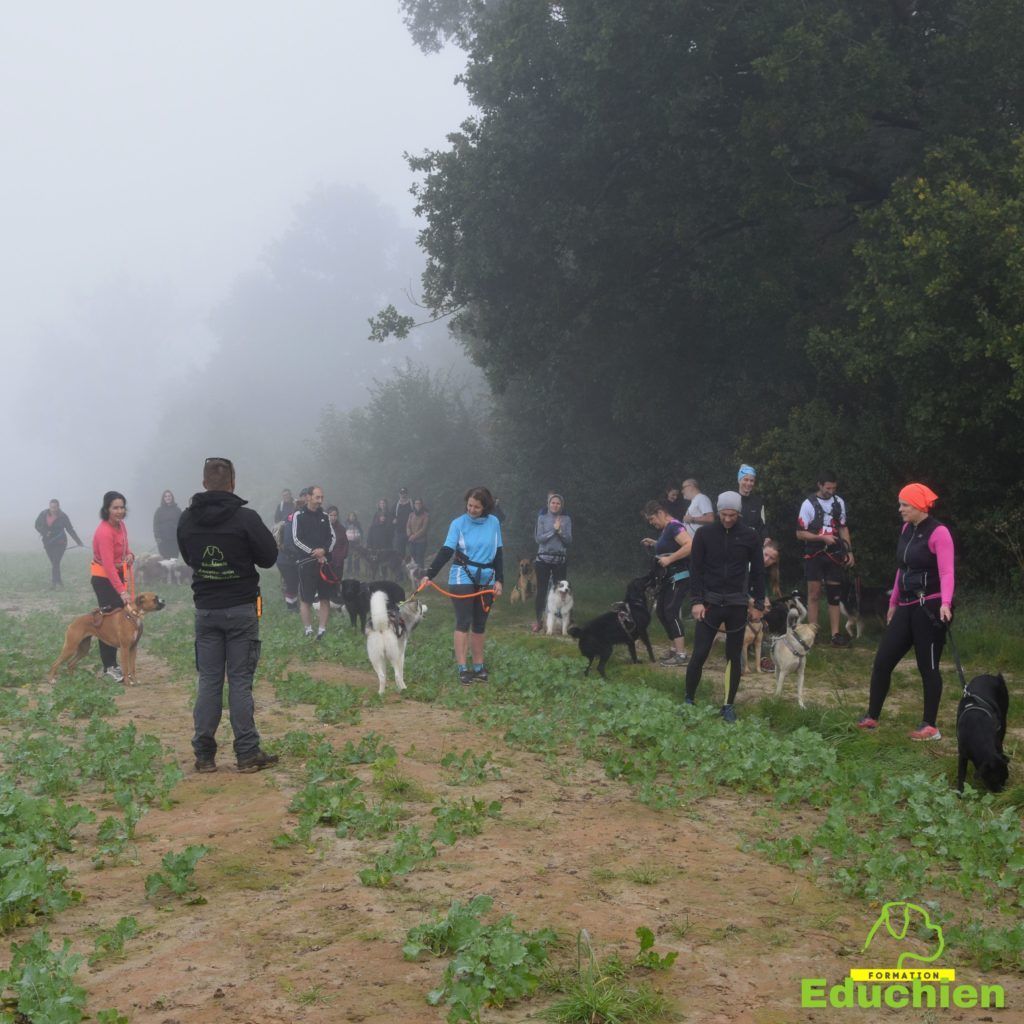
left=856, top=483, right=954, bottom=741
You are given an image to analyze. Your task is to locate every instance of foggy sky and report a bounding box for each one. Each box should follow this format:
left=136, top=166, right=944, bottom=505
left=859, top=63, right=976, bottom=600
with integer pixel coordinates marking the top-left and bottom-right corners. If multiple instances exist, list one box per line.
left=2, top=2, right=470, bottom=550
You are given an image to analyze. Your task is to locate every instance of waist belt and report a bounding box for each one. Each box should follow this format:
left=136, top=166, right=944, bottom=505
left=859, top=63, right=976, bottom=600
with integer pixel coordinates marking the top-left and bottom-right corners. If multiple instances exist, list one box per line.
left=91, top=561, right=126, bottom=579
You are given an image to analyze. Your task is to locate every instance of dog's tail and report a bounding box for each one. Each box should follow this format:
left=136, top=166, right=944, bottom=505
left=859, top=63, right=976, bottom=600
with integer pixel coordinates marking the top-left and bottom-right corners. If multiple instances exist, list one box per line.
left=568, top=625, right=583, bottom=639
left=369, top=589, right=390, bottom=633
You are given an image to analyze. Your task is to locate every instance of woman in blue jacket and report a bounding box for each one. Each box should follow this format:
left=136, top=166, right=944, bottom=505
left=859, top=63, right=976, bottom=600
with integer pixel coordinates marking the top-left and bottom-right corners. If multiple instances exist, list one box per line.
left=426, top=487, right=504, bottom=685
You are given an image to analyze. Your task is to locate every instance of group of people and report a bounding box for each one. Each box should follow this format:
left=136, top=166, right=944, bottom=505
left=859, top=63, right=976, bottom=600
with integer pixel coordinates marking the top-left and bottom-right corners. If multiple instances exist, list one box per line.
left=37, top=454, right=956, bottom=780
left=639, top=468, right=955, bottom=738
left=274, top=488, right=434, bottom=572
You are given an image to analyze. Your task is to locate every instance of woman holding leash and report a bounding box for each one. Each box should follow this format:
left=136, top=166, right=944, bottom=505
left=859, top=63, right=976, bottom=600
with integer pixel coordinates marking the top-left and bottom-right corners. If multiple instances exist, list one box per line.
left=532, top=493, right=572, bottom=633
left=424, top=487, right=504, bottom=685
left=152, top=490, right=182, bottom=559
left=34, top=498, right=84, bottom=588
left=641, top=499, right=692, bottom=667
left=857, top=483, right=955, bottom=741
left=91, top=490, right=134, bottom=681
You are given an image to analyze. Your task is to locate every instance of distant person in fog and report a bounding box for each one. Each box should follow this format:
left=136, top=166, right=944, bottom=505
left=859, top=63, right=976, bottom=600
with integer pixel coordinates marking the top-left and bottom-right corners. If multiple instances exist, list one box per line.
left=34, top=498, right=83, bottom=588
left=153, top=490, right=182, bottom=558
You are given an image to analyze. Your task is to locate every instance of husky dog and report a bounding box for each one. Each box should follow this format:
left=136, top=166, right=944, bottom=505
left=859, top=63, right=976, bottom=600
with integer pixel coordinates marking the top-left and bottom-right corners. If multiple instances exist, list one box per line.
left=365, top=590, right=426, bottom=695
left=545, top=579, right=574, bottom=636
left=772, top=610, right=819, bottom=708
left=404, top=556, right=425, bottom=588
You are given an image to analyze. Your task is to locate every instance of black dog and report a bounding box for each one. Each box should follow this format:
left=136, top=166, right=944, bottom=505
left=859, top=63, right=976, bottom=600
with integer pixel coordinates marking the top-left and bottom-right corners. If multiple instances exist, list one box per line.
left=956, top=674, right=1010, bottom=793
left=568, top=576, right=655, bottom=678
left=339, top=580, right=406, bottom=630
left=839, top=578, right=891, bottom=638
left=763, top=590, right=807, bottom=637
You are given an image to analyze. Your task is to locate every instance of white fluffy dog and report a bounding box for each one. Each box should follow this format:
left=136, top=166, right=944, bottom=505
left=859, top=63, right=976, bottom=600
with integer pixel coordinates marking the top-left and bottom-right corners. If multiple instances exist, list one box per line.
left=365, top=590, right=426, bottom=695
left=772, top=612, right=819, bottom=709
left=545, top=579, right=574, bottom=636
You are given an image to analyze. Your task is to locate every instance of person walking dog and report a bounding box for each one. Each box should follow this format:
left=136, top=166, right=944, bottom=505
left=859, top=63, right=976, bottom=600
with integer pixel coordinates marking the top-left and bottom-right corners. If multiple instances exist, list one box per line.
left=177, top=457, right=280, bottom=773
left=857, top=483, right=955, bottom=741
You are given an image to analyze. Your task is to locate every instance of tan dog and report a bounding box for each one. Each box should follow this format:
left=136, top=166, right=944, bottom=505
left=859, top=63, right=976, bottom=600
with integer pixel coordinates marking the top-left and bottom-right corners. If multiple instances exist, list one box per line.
left=714, top=600, right=765, bottom=672
left=48, top=592, right=166, bottom=686
left=509, top=559, right=536, bottom=604
left=772, top=619, right=819, bottom=708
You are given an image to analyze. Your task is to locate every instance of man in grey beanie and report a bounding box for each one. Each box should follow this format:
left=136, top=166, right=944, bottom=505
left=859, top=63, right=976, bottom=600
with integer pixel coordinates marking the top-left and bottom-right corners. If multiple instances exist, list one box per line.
left=684, top=491, right=765, bottom=722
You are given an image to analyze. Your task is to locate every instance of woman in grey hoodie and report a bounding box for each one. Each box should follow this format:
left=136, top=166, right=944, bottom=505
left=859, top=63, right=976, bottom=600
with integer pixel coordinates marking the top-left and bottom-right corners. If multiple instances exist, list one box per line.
left=532, top=493, right=572, bottom=632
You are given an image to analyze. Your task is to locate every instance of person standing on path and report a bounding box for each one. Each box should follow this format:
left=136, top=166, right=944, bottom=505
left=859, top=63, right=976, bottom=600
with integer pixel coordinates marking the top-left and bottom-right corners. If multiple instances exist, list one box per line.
left=35, top=498, right=83, bottom=588
left=177, top=457, right=280, bottom=774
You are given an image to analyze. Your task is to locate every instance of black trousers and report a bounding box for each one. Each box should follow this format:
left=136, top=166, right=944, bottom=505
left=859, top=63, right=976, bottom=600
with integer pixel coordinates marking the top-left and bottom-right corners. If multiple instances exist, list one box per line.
left=44, top=539, right=67, bottom=585
left=91, top=576, right=122, bottom=669
left=534, top=560, right=567, bottom=622
left=867, top=600, right=946, bottom=727
left=685, top=604, right=747, bottom=705
left=656, top=577, right=688, bottom=642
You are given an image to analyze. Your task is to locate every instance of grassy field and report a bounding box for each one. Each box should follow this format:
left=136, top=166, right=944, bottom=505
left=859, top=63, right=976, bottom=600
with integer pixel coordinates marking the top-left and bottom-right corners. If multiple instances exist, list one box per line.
left=0, top=550, right=1021, bottom=1022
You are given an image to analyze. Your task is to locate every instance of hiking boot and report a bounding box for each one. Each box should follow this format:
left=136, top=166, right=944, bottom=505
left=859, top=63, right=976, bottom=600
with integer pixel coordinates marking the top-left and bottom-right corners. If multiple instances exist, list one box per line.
left=105, top=666, right=124, bottom=682
left=908, top=723, right=941, bottom=742
left=720, top=704, right=737, bottom=724
left=830, top=633, right=851, bottom=648
left=855, top=716, right=879, bottom=730
left=473, top=666, right=490, bottom=682
left=236, top=749, right=280, bottom=773
left=194, top=757, right=217, bottom=774
left=458, top=669, right=476, bottom=686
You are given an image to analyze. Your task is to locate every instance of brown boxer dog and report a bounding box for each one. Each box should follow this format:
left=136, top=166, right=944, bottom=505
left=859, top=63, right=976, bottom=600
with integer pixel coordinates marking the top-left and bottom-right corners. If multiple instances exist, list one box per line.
left=48, top=592, right=166, bottom=686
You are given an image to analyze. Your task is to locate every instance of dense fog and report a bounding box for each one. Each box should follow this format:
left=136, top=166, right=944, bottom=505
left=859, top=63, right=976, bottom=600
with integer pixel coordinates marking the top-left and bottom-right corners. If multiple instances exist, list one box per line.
left=4, top=2, right=474, bottom=552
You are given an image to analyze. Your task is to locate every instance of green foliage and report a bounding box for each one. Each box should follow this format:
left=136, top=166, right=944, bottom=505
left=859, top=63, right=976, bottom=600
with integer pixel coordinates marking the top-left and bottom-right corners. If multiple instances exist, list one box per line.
left=440, top=749, right=501, bottom=785
left=89, top=916, right=139, bottom=966
left=405, top=895, right=556, bottom=1023
left=340, top=732, right=397, bottom=765
left=430, top=797, right=502, bottom=846
left=358, top=826, right=438, bottom=888
left=145, top=845, right=210, bottom=902
left=633, top=927, right=678, bottom=972
left=404, top=895, right=495, bottom=959
left=0, top=929, right=86, bottom=1024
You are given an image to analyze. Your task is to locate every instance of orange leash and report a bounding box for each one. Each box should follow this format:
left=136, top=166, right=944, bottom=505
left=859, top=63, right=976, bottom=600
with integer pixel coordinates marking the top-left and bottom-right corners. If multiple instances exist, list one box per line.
left=416, top=577, right=498, bottom=611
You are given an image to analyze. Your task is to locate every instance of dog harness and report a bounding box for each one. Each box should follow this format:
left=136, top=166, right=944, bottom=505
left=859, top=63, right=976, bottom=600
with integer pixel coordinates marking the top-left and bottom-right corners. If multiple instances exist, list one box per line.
left=612, top=601, right=639, bottom=641
left=956, top=688, right=1003, bottom=729
left=780, top=631, right=812, bottom=659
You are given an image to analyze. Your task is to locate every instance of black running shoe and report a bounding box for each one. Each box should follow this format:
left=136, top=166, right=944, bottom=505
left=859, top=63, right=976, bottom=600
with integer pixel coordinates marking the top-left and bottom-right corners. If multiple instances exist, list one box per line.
left=236, top=749, right=280, bottom=773
left=473, top=666, right=490, bottom=682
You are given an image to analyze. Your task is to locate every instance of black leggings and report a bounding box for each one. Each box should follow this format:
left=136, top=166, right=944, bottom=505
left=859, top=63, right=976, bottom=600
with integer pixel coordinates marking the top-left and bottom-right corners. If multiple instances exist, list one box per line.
left=656, top=578, right=688, bottom=643
left=44, top=540, right=67, bottom=585
left=867, top=600, right=946, bottom=726
left=450, top=582, right=491, bottom=634
left=685, top=604, right=747, bottom=705
left=534, top=560, right=567, bottom=622
left=91, top=576, right=123, bottom=669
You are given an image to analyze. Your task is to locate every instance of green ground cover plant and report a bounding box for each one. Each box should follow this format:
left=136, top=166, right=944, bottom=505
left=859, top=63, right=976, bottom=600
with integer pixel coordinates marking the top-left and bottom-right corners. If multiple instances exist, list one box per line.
left=145, top=845, right=211, bottom=902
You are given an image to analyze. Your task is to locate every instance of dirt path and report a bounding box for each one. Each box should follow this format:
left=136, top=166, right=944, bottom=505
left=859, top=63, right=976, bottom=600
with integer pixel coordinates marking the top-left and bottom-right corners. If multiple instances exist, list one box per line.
left=24, top=635, right=1009, bottom=1024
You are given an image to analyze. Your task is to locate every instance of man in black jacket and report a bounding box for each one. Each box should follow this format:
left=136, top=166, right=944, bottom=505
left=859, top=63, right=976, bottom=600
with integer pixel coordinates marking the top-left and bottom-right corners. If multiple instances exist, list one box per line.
left=291, top=484, right=336, bottom=639
left=685, top=491, right=765, bottom=722
left=177, top=457, right=279, bottom=773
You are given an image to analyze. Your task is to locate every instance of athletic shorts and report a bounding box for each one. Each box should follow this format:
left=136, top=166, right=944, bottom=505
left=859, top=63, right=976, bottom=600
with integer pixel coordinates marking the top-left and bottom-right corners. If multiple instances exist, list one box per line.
left=803, top=554, right=844, bottom=586
left=298, top=560, right=328, bottom=603
left=449, top=582, right=491, bottom=634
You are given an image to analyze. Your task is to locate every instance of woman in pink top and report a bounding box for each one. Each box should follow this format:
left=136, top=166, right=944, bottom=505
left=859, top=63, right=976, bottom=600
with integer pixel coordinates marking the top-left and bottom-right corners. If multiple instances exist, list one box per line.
left=90, top=491, right=134, bottom=680
left=857, top=483, right=954, bottom=742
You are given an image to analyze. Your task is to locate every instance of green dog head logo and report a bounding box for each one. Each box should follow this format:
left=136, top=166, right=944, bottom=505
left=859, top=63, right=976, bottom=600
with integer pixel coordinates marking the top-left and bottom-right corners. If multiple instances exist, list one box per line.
left=863, top=902, right=944, bottom=969
left=202, top=545, right=225, bottom=562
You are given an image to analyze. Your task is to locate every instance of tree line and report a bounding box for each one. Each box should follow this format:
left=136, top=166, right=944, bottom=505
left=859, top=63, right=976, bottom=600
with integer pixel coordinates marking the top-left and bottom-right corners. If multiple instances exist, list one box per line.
left=361, top=0, right=1024, bottom=587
